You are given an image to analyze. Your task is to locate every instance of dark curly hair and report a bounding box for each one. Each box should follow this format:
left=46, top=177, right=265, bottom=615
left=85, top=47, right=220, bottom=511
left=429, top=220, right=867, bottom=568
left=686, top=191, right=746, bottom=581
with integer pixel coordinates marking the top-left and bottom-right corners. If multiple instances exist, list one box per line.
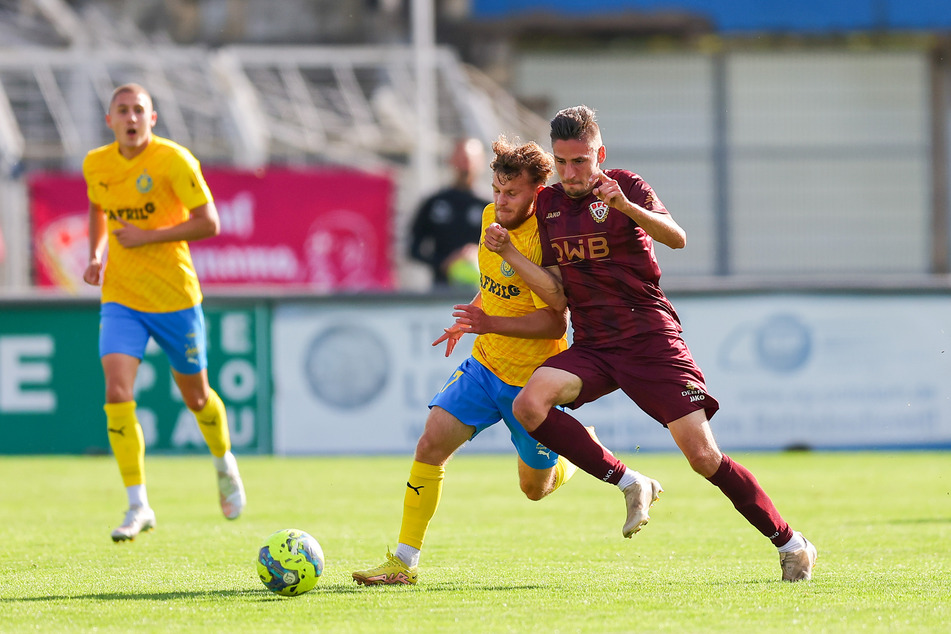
left=490, top=136, right=554, bottom=186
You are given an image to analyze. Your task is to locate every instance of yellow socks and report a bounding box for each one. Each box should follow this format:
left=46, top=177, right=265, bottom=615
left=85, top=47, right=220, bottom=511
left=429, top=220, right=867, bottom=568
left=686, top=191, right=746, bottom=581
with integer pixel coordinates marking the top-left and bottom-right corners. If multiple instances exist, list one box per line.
left=398, top=461, right=445, bottom=550
left=191, top=389, right=231, bottom=458
left=104, top=401, right=145, bottom=487
left=552, top=455, right=578, bottom=492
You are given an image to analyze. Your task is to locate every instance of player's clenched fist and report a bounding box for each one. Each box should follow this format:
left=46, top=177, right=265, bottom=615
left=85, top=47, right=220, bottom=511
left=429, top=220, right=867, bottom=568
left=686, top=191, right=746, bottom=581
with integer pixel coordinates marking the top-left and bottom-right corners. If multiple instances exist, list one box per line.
left=83, top=259, right=103, bottom=286
left=591, top=171, right=626, bottom=209
left=484, top=222, right=510, bottom=254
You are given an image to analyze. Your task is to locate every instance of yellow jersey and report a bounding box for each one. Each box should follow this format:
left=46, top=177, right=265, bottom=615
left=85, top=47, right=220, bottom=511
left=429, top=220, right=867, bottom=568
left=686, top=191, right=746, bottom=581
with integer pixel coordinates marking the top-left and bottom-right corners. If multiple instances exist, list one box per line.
left=471, top=204, right=568, bottom=386
left=83, top=136, right=213, bottom=312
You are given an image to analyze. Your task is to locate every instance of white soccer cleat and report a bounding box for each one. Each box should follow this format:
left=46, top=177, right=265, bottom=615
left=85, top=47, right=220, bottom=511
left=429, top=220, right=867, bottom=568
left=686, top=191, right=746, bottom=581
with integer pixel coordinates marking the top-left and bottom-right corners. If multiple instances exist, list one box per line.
left=217, top=467, right=246, bottom=520
left=780, top=537, right=818, bottom=582
left=111, top=505, right=156, bottom=542
left=621, top=473, right=663, bottom=538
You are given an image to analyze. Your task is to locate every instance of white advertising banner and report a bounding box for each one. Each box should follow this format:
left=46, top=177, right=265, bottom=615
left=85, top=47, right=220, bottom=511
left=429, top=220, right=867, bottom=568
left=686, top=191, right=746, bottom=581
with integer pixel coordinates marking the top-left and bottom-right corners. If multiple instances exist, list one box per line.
left=272, top=294, right=951, bottom=455
left=272, top=300, right=512, bottom=455
left=676, top=294, right=951, bottom=451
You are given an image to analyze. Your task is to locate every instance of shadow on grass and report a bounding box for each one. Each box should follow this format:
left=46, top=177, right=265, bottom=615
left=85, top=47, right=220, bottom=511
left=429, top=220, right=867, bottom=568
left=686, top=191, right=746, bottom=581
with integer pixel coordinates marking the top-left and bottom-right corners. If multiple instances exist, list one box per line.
left=1, top=581, right=549, bottom=602
left=2, top=590, right=267, bottom=603
left=324, top=582, right=548, bottom=593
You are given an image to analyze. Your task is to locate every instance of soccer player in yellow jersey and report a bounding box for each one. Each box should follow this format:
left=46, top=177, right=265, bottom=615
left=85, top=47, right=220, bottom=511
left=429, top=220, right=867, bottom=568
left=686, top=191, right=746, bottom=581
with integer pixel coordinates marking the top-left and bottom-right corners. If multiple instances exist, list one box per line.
left=353, top=136, right=606, bottom=586
left=82, top=83, right=245, bottom=542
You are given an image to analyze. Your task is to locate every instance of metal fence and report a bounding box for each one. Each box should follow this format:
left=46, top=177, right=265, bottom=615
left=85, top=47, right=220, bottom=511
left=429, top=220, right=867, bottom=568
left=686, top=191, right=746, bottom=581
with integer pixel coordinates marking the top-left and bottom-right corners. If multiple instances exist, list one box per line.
left=0, top=43, right=548, bottom=289
left=514, top=47, right=951, bottom=282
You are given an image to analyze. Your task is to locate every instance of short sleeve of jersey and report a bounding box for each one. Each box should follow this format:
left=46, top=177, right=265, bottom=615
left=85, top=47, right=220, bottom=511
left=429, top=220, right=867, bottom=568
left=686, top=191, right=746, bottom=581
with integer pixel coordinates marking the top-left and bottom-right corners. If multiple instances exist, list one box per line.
left=613, top=169, right=667, bottom=215
left=168, top=149, right=213, bottom=210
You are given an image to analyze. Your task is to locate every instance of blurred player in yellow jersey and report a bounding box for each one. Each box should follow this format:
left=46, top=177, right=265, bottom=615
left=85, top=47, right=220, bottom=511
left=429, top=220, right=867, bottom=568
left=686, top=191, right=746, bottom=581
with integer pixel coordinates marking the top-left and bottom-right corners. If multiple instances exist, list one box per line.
left=82, top=83, right=245, bottom=542
left=353, top=136, right=608, bottom=586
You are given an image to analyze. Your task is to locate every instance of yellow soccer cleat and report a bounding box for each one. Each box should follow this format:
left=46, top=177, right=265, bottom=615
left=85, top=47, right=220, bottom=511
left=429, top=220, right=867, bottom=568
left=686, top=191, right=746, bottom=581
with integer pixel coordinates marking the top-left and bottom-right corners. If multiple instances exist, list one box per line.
left=352, top=549, right=419, bottom=586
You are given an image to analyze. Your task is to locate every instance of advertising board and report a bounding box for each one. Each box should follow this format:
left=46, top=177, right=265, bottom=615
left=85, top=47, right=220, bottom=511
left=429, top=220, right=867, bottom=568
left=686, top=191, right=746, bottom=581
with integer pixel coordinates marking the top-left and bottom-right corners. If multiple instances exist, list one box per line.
left=0, top=301, right=270, bottom=454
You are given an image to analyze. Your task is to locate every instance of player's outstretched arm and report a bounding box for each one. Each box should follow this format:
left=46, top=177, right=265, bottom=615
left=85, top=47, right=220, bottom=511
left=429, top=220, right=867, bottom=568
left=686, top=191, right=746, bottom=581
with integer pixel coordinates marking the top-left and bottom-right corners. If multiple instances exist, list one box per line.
left=451, top=303, right=567, bottom=340
left=483, top=222, right=567, bottom=312
left=112, top=202, right=221, bottom=248
left=494, top=305, right=567, bottom=340
left=432, top=292, right=482, bottom=357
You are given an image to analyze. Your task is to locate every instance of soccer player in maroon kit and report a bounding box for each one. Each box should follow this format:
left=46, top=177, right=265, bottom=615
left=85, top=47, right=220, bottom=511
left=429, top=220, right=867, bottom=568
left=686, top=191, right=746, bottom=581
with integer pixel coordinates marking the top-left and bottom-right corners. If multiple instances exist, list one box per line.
left=484, top=105, right=817, bottom=582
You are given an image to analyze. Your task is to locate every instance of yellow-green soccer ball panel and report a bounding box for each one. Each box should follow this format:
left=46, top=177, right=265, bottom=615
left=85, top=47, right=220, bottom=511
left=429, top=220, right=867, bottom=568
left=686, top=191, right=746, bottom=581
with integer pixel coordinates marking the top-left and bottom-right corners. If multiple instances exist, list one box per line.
left=256, top=528, right=324, bottom=596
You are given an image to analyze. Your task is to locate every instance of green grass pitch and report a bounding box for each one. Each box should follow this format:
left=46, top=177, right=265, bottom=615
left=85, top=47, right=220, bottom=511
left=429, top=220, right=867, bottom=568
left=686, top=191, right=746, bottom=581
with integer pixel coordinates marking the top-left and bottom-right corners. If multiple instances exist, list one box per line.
left=1, top=452, right=948, bottom=632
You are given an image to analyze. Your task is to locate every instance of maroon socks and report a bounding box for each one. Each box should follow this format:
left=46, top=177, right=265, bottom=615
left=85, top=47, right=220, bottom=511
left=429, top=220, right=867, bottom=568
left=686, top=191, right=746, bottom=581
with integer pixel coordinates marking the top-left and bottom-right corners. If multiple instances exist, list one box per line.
left=528, top=408, right=627, bottom=485
left=708, top=454, right=794, bottom=547
left=530, top=410, right=794, bottom=548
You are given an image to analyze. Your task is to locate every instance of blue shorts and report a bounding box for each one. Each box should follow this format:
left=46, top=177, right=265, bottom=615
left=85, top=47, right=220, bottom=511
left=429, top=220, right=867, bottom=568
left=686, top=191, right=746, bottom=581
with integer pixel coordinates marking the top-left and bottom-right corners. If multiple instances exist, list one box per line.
left=99, top=302, right=208, bottom=375
left=429, top=357, right=559, bottom=470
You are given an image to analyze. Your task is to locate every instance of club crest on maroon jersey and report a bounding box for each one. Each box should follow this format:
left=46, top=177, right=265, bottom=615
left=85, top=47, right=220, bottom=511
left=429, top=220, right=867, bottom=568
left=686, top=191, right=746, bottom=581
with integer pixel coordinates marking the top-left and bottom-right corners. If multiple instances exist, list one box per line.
left=589, top=201, right=609, bottom=223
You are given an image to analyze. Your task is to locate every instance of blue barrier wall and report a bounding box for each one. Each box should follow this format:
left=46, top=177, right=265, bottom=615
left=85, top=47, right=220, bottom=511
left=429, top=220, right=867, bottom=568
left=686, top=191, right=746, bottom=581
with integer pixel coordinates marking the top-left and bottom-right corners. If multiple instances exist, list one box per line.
left=472, top=1, right=951, bottom=33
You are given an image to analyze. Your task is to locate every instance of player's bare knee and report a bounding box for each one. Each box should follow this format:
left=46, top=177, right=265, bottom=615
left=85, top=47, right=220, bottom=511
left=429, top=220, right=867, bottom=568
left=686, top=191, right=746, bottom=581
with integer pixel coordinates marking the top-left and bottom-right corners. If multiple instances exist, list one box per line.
left=183, top=393, right=207, bottom=412
left=105, top=385, right=134, bottom=404
left=520, top=480, right=548, bottom=501
left=512, top=394, right=544, bottom=431
left=414, top=435, right=451, bottom=465
left=413, top=434, right=436, bottom=462
left=686, top=449, right=721, bottom=478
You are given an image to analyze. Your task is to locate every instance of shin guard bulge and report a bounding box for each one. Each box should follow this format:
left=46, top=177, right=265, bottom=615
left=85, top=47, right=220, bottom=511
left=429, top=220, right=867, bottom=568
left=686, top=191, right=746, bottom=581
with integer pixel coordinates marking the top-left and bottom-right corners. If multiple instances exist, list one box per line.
left=398, top=461, right=445, bottom=550
left=105, top=401, right=145, bottom=487
left=708, top=454, right=794, bottom=547
left=192, top=389, right=231, bottom=458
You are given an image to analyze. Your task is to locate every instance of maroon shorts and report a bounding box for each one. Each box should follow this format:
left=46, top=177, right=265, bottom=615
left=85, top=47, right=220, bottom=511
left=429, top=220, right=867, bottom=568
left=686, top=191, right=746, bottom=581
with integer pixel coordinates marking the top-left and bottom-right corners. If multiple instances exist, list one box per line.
left=541, top=330, right=719, bottom=426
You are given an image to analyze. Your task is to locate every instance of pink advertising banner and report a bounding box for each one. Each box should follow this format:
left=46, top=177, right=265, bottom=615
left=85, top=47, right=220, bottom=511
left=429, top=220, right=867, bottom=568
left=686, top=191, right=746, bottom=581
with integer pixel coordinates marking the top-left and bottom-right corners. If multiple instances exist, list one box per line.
left=29, top=167, right=395, bottom=292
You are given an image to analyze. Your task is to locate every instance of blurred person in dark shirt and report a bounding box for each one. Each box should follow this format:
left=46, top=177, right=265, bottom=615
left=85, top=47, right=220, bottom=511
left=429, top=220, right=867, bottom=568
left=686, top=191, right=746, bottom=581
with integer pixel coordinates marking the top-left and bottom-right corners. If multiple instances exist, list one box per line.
left=409, top=138, right=490, bottom=288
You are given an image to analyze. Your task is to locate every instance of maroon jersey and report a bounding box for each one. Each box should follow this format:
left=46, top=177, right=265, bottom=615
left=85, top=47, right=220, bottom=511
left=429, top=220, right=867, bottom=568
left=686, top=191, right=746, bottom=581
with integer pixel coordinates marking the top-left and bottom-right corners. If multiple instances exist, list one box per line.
left=537, top=169, right=681, bottom=345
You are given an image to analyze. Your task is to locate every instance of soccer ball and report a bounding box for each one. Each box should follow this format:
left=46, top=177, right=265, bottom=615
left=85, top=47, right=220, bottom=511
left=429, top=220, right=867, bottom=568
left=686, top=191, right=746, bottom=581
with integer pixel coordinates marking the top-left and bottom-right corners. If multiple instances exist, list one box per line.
left=256, top=528, right=324, bottom=596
